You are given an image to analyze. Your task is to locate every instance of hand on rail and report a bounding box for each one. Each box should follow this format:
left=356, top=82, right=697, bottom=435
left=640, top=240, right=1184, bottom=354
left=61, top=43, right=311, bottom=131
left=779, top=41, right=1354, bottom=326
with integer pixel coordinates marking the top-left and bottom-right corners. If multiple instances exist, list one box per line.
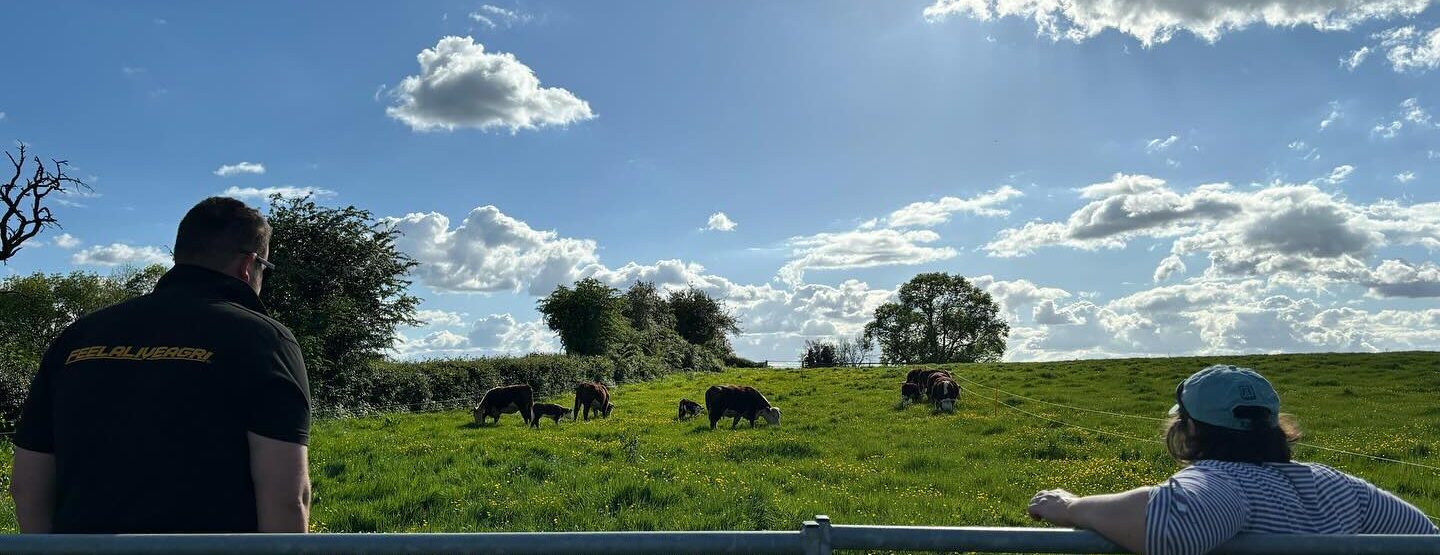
left=1027, top=489, right=1079, bottom=528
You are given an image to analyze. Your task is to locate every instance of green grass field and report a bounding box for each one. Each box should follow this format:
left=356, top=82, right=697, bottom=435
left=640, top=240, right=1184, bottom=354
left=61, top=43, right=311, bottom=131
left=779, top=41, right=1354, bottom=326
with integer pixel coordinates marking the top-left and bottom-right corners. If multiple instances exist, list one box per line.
left=1, top=352, right=1436, bottom=534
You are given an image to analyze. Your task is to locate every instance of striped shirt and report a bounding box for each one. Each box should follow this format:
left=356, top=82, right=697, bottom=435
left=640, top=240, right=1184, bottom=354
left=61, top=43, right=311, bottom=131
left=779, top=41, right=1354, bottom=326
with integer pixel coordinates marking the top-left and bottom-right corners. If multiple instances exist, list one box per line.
left=1146, top=460, right=1438, bottom=555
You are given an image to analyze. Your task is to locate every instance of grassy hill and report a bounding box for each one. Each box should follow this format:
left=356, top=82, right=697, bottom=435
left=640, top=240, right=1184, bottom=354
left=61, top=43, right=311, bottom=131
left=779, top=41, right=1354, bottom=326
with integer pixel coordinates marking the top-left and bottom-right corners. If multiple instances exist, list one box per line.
left=1, top=352, right=1436, bottom=533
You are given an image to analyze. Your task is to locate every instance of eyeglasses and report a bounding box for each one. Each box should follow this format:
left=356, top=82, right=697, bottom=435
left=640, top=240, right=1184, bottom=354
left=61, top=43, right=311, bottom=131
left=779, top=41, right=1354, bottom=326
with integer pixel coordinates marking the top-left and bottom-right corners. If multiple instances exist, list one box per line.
left=247, top=252, right=276, bottom=272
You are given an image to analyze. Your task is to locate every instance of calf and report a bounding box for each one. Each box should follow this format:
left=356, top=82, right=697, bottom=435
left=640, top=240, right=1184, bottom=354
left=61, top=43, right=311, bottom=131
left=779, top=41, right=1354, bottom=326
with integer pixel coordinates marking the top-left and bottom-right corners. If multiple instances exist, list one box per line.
left=573, top=382, right=614, bottom=421
left=900, top=382, right=923, bottom=404
left=677, top=398, right=705, bottom=420
left=473, top=384, right=536, bottom=427
left=929, top=377, right=960, bottom=412
left=705, top=385, right=781, bottom=430
left=532, top=402, right=572, bottom=425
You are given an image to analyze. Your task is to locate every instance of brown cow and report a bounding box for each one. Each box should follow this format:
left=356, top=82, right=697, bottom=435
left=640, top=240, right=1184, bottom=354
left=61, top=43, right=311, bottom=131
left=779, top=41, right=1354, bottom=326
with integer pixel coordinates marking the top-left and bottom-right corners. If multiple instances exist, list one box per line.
left=900, top=382, right=923, bottom=404
left=923, top=370, right=953, bottom=397
left=573, top=382, right=614, bottom=421
left=473, top=384, right=536, bottom=427
left=677, top=398, right=704, bottom=420
left=705, top=385, right=781, bottom=430
left=532, top=402, right=572, bottom=425
left=929, top=376, right=960, bottom=412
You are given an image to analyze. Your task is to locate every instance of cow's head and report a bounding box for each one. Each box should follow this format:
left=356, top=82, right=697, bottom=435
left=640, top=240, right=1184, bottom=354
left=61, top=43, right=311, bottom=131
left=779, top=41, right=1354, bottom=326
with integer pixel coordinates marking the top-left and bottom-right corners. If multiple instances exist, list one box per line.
left=761, top=406, right=782, bottom=426
left=938, top=398, right=956, bottom=412
left=471, top=406, right=485, bottom=424
left=603, top=402, right=615, bottom=417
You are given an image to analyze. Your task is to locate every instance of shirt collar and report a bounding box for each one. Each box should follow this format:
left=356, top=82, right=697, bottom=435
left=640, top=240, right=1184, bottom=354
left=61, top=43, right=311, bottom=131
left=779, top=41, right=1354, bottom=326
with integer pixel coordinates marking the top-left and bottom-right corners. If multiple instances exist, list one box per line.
left=154, top=263, right=268, bottom=315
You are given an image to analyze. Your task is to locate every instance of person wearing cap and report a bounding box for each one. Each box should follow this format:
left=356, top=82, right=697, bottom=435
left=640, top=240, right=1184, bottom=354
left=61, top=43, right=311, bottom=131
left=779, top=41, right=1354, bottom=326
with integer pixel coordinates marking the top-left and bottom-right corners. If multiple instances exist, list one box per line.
left=8, top=197, right=311, bottom=533
left=1026, top=364, right=1437, bottom=555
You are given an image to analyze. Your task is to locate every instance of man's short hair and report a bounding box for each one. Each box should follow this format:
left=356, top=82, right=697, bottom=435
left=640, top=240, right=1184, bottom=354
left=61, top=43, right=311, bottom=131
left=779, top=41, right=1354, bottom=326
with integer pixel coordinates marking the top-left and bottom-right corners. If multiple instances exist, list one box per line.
left=173, top=197, right=271, bottom=267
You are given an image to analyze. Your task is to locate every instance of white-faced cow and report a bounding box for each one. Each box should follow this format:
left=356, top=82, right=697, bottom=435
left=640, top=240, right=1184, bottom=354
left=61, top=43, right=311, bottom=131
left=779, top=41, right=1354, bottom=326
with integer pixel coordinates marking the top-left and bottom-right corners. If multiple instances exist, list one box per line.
left=677, top=398, right=704, bottom=420
left=705, top=385, right=781, bottom=430
left=929, top=376, right=959, bottom=412
left=573, top=382, right=614, bottom=421
left=922, top=370, right=953, bottom=398
left=473, top=384, right=536, bottom=427
left=532, top=402, right=572, bottom=425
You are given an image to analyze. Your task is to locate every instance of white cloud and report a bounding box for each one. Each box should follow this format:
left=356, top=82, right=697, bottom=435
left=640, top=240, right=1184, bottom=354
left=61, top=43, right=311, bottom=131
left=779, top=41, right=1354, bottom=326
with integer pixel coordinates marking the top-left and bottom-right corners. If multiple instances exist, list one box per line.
left=972, top=275, right=1073, bottom=319
left=469, top=4, right=531, bottom=29
left=921, top=0, right=1432, bottom=47
left=706, top=212, right=737, bottom=231
left=1320, top=164, right=1355, bottom=184
left=1320, top=102, right=1342, bottom=130
left=213, top=162, right=266, bottom=177
left=72, top=244, right=170, bottom=267
left=386, top=36, right=594, bottom=133
left=1374, top=25, right=1440, bottom=73
left=1373, top=97, right=1435, bottom=138
left=413, top=309, right=466, bottom=328
left=1145, top=135, right=1178, bottom=153
left=885, top=186, right=1024, bottom=227
left=386, top=205, right=599, bottom=294
left=1341, top=45, right=1372, bottom=70
left=1154, top=254, right=1188, bottom=282
left=778, top=228, right=957, bottom=285
left=468, top=313, right=557, bottom=353
left=1364, top=259, right=1440, bottom=297
left=221, top=186, right=336, bottom=202
left=1396, top=170, right=1416, bottom=183
left=52, top=233, right=80, bottom=249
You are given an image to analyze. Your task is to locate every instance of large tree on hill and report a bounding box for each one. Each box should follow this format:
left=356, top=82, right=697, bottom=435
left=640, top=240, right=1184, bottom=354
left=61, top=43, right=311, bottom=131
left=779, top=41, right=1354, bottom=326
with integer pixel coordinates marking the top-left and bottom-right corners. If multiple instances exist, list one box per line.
left=2, top=144, right=88, bottom=262
left=667, top=286, right=740, bottom=354
left=261, top=195, right=420, bottom=377
left=862, top=272, right=1008, bottom=364
left=537, top=278, right=629, bottom=356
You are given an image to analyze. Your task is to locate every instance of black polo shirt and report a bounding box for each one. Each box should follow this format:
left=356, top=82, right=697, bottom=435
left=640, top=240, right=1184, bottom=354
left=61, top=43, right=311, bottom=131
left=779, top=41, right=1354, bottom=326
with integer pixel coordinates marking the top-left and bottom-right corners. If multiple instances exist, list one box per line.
left=13, top=264, right=310, bottom=533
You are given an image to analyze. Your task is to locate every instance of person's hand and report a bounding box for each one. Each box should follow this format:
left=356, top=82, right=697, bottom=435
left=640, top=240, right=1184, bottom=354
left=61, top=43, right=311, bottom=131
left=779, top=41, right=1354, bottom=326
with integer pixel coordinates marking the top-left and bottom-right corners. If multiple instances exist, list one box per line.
left=1028, top=489, right=1079, bottom=527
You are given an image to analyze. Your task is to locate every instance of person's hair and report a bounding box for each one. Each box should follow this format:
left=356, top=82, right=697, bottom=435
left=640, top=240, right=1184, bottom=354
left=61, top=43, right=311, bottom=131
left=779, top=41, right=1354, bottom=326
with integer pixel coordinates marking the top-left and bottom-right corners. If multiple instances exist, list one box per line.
left=1165, top=406, right=1302, bottom=464
left=173, top=197, right=271, bottom=268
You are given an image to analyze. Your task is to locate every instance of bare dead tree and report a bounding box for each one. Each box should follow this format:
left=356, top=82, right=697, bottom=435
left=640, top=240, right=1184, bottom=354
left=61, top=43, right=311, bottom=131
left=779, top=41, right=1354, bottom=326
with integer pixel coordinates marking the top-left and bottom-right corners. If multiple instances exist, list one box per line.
left=1, top=143, right=88, bottom=262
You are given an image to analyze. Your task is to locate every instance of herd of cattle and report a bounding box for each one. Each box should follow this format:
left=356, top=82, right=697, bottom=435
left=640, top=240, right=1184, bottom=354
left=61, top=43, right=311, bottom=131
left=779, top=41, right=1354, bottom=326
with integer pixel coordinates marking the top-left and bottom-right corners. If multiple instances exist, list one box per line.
left=471, top=369, right=958, bottom=430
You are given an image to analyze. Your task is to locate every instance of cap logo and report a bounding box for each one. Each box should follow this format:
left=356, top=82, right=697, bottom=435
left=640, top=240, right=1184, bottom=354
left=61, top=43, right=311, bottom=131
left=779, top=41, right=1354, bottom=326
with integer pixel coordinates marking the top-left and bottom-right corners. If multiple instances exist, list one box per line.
left=1239, top=384, right=1256, bottom=400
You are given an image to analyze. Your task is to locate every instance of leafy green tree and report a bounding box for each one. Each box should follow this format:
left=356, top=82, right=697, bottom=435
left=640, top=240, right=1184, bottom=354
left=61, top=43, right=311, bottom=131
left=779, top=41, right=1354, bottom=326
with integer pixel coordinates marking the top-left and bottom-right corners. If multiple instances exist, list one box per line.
left=261, top=195, right=420, bottom=385
left=801, top=340, right=839, bottom=368
left=621, top=281, right=675, bottom=332
left=537, top=278, right=629, bottom=356
left=0, top=265, right=165, bottom=364
left=862, top=272, right=1008, bottom=364
left=667, top=286, right=739, bottom=354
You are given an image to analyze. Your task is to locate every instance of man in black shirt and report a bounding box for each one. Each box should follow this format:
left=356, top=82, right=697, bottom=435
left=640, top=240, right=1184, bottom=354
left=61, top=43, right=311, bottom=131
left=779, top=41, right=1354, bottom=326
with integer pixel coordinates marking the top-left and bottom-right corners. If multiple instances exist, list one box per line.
left=9, top=197, right=311, bottom=533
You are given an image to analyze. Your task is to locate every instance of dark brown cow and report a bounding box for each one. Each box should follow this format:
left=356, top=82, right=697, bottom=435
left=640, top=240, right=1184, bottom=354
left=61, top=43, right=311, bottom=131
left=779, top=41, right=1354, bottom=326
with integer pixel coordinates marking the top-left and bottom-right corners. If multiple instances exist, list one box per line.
left=923, top=370, right=953, bottom=396
left=532, top=402, right=572, bottom=425
left=929, top=376, right=960, bottom=412
left=900, top=382, right=923, bottom=404
left=705, top=385, right=781, bottom=430
left=573, top=382, right=614, bottom=421
left=677, top=398, right=704, bottom=420
left=473, top=384, right=535, bottom=427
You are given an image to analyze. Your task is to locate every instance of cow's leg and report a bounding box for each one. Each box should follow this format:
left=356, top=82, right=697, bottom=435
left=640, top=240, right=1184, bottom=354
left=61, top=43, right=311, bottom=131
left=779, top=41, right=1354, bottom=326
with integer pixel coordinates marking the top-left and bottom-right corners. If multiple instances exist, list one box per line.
left=573, top=398, right=580, bottom=421
left=731, top=415, right=741, bottom=429
left=709, top=412, right=720, bottom=430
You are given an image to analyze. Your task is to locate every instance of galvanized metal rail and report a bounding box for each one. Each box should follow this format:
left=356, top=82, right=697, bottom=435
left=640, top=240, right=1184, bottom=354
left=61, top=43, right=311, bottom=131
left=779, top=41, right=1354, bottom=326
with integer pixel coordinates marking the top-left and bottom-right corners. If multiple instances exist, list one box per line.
left=0, top=515, right=1435, bottom=554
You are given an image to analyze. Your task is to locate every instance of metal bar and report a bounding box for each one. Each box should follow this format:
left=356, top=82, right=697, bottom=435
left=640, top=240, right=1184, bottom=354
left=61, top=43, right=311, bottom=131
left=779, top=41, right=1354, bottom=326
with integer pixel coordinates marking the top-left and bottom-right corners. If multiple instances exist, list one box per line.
left=0, top=531, right=805, bottom=555
left=827, top=525, right=1440, bottom=555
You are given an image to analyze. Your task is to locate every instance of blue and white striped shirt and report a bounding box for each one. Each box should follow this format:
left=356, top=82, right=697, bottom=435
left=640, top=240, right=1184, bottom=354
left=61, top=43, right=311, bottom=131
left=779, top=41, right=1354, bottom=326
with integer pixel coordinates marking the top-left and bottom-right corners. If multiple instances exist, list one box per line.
left=1146, top=460, right=1438, bottom=555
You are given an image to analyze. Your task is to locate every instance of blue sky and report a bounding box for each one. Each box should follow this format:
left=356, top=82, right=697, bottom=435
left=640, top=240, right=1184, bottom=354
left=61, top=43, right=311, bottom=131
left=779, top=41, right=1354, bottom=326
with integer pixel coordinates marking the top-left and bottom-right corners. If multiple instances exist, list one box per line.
left=2, top=0, right=1438, bottom=361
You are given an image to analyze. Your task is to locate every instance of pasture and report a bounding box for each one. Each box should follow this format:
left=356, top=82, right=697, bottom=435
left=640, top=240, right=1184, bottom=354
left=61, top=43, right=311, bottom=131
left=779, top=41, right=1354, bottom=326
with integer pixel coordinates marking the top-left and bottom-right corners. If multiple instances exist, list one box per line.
left=0, top=352, right=1436, bottom=534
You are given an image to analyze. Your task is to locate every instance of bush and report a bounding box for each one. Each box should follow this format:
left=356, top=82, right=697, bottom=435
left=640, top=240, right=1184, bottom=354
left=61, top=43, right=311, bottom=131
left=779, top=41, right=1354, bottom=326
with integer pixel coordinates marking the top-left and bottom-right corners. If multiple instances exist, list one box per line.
left=724, top=355, right=768, bottom=368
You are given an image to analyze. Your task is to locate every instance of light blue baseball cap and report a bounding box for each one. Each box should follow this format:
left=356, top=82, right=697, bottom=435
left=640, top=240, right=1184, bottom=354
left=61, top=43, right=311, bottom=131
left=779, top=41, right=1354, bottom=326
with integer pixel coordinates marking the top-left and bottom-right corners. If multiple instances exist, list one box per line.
left=1169, top=365, right=1281, bottom=431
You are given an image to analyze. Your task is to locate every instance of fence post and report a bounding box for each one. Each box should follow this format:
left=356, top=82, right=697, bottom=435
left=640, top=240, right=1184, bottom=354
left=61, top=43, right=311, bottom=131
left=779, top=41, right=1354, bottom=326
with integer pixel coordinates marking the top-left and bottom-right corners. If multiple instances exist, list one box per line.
left=801, top=519, right=821, bottom=555
left=815, top=515, right=832, bottom=555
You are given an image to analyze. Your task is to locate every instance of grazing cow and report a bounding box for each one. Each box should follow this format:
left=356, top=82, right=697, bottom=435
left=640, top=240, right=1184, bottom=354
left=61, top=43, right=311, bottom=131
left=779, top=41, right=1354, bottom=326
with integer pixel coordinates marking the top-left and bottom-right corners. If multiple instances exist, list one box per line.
left=532, top=402, right=572, bottom=425
left=473, top=384, right=536, bottom=427
left=907, top=368, right=947, bottom=392
left=929, top=377, right=960, bottom=412
left=923, top=370, right=953, bottom=397
left=900, top=382, right=923, bottom=404
left=573, top=382, right=614, bottom=421
left=705, top=385, right=781, bottom=430
left=677, top=398, right=705, bottom=420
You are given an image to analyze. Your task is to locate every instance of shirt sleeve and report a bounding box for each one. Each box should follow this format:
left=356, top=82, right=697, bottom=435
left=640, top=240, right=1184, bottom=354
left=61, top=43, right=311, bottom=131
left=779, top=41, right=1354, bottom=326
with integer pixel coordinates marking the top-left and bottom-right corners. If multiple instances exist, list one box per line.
left=1146, top=466, right=1249, bottom=555
left=13, top=342, right=63, bottom=453
left=1347, top=472, right=1439, bottom=534
left=244, top=335, right=310, bottom=445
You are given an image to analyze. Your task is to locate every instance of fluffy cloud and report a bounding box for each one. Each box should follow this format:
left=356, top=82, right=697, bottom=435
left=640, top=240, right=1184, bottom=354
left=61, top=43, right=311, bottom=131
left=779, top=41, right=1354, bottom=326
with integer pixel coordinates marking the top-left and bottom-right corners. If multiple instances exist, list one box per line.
left=1364, top=259, right=1440, bottom=297
left=386, top=36, right=594, bottom=132
left=921, top=0, right=1432, bottom=46
left=468, top=313, right=558, bottom=353
left=706, top=212, right=737, bottom=231
left=52, top=233, right=80, bottom=249
left=884, top=186, right=1023, bottom=227
left=72, top=244, right=170, bottom=267
left=1375, top=25, right=1440, bottom=73
left=413, top=309, right=466, bottom=328
left=1154, top=254, right=1187, bottom=282
left=213, top=162, right=265, bottom=176
left=1374, top=97, right=1435, bottom=138
left=221, top=186, right=336, bottom=202
left=388, top=206, right=599, bottom=294
left=778, top=228, right=957, bottom=285
left=986, top=172, right=1440, bottom=298
left=1320, top=102, right=1342, bottom=130
left=1341, top=46, right=1372, bottom=69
